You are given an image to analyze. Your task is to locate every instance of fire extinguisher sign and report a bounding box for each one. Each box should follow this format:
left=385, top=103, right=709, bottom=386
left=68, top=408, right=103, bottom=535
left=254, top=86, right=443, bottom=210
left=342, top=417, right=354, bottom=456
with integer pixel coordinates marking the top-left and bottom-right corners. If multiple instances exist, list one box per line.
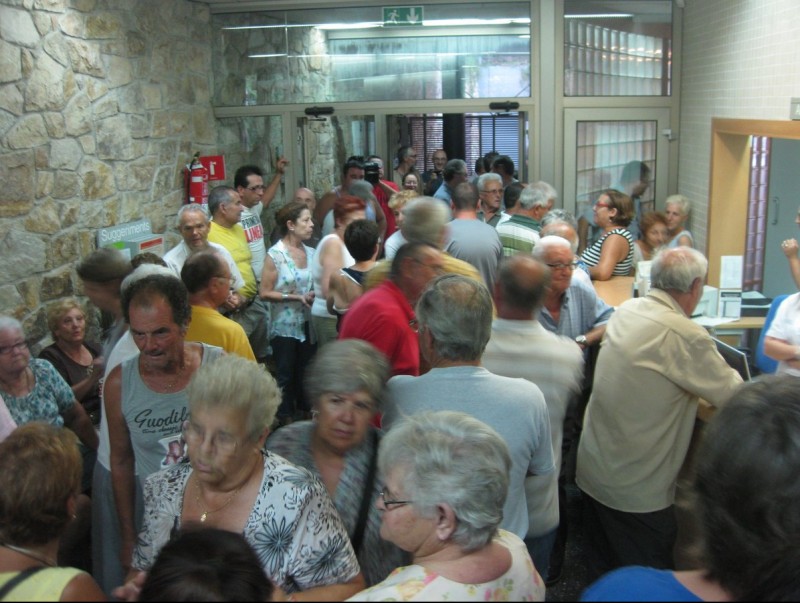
left=200, top=155, right=226, bottom=182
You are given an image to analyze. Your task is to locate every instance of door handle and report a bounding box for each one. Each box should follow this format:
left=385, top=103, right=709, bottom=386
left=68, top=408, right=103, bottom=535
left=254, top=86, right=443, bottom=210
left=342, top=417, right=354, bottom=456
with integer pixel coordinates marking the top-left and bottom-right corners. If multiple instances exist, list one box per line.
left=772, top=196, right=780, bottom=226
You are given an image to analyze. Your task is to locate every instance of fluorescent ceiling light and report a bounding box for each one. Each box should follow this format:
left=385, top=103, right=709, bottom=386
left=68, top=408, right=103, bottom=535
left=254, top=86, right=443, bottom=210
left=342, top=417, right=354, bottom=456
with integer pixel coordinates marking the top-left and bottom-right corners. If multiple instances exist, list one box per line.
left=564, top=13, right=634, bottom=19
left=227, top=18, right=531, bottom=32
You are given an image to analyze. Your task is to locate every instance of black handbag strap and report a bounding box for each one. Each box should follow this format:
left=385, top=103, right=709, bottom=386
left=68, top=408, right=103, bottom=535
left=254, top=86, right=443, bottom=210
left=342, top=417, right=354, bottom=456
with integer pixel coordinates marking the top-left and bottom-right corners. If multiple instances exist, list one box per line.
left=350, top=430, right=379, bottom=556
left=0, top=566, right=46, bottom=600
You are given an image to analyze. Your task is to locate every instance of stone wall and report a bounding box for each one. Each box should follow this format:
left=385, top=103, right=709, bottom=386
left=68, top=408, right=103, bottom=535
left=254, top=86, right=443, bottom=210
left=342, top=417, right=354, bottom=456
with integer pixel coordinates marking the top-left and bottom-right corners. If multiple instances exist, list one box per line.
left=0, top=0, right=216, bottom=347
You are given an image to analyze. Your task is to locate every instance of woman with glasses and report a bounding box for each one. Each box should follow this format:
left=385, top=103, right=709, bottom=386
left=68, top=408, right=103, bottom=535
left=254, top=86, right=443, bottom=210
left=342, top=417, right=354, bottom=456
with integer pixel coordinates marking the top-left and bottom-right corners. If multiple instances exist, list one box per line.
left=348, top=411, right=545, bottom=601
left=103, top=273, right=223, bottom=577
left=118, top=354, right=364, bottom=601
left=0, top=315, right=97, bottom=459
left=268, top=340, right=409, bottom=587
left=580, top=189, right=635, bottom=280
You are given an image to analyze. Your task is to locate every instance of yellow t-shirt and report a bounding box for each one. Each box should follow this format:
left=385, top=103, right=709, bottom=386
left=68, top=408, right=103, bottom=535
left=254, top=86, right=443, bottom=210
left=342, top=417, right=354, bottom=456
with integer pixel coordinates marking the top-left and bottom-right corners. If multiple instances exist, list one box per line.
left=208, top=221, right=257, bottom=298
left=185, top=305, right=256, bottom=361
left=0, top=567, right=84, bottom=601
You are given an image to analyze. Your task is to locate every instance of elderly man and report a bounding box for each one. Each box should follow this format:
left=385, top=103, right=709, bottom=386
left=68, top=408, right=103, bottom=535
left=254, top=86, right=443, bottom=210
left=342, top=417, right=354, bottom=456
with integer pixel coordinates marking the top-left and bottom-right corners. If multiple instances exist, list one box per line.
left=164, top=204, right=245, bottom=302
left=432, top=158, right=468, bottom=211
left=383, top=274, right=554, bottom=541
left=206, top=185, right=269, bottom=361
left=496, top=181, right=554, bottom=256
left=180, top=250, right=255, bottom=360
left=482, top=255, right=583, bottom=581
left=339, top=242, right=443, bottom=377
left=364, top=196, right=483, bottom=291
left=576, top=247, right=744, bottom=576
left=422, top=148, right=447, bottom=196
left=445, top=182, right=503, bottom=291
left=477, top=172, right=505, bottom=226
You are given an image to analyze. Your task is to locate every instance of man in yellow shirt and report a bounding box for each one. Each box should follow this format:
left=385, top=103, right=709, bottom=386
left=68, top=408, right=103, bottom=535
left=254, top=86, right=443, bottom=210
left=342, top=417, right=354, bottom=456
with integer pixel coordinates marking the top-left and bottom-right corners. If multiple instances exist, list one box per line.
left=207, top=186, right=268, bottom=361
left=180, top=250, right=256, bottom=361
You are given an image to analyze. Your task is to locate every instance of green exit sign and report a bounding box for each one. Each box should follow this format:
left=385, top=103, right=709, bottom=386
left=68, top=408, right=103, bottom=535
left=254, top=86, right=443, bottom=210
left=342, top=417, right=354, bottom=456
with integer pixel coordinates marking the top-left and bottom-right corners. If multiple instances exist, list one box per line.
left=383, top=6, right=424, bottom=26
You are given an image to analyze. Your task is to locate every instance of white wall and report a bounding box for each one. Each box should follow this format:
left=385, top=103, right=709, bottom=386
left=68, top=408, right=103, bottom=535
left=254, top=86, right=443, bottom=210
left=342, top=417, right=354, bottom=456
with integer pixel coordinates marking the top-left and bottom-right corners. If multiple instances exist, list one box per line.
left=679, top=0, right=800, bottom=251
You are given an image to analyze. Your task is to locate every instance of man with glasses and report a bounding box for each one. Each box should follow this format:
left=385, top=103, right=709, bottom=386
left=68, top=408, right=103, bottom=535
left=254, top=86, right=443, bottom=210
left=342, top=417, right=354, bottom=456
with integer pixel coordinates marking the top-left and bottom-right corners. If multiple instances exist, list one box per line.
left=164, top=205, right=245, bottom=306
left=422, top=148, right=448, bottom=196
left=234, top=160, right=288, bottom=281
left=340, top=242, right=443, bottom=378
left=180, top=250, right=255, bottom=361
left=477, top=172, right=505, bottom=227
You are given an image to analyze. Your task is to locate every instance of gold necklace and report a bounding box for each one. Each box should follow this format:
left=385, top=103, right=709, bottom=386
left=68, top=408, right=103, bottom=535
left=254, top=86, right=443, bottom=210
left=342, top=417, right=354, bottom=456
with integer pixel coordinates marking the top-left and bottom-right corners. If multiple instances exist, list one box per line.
left=194, top=478, right=244, bottom=523
left=1, top=543, right=56, bottom=567
left=163, top=361, right=185, bottom=391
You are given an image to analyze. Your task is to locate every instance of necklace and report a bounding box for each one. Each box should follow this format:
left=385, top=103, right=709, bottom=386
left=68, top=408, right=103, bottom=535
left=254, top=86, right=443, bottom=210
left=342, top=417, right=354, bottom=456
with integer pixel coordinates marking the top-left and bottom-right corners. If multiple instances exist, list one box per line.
left=1, top=543, right=56, bottom=567
left=194, top=477, right=244, bottom=523
left=163, top=361, right=186, bottom=391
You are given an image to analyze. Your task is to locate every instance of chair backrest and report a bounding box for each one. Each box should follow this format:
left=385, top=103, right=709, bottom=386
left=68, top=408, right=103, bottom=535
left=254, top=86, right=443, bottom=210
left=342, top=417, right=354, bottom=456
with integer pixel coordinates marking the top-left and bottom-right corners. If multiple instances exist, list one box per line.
left=755, top=294, right=791, bottom=374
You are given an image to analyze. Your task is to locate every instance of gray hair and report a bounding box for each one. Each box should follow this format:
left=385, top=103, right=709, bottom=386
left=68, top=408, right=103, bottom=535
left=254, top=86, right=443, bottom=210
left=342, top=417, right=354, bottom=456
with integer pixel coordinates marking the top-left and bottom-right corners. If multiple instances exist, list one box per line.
left=532, top=235, right=574, bottom=260
left=305, top=339, right=390, bottom=413
left=0, top=315, right=23, bottom=337
left=187, top=354, right=281, bottom=441
left=399, top=197, right=449, bottom=247
left=121, top=264, right=177, bottom=295
left=207, top=185, right=237, bottom=217
left=665, top=194, right=691, bottom=216
left=443, top=159, right=467, bottom=182
left=518, top=184, right=549, bottom=210
left=540, top=208, right=578, bottom=231
left=651, top=247, right=708, bottom=293
left=176, top=204, right=209, bottom=227
left=378, top=411, right=511, bottom=553
left=477, top=172, right=502, bottom=191
left=533, top=180, right=557, bottom=203
left=539, top=222, right=579, bottom=254
left=347, top=179, right=377, bottom=205
left=416, top=274, right=492, bottom=362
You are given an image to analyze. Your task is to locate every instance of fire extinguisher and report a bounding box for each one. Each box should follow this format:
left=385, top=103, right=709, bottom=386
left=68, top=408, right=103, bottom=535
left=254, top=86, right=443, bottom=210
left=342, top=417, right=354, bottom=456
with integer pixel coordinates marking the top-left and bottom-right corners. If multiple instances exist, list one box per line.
left=185, top=152, right=209, bottom=205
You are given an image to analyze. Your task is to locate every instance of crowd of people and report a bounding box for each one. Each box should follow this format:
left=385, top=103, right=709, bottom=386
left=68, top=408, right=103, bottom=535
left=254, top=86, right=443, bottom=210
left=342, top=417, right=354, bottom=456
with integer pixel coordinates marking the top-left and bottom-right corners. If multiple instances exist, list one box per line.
left=1, top=149, right=798, bottom=602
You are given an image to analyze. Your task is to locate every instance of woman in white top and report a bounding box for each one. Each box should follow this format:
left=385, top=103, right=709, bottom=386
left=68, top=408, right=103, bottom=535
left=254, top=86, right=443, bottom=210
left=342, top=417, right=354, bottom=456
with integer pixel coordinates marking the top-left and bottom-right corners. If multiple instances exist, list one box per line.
left=763, top=292, right=800, bottom=376
left=310, top=195, right=366, bottom=348
left=664, top=194, right=694, bottom=248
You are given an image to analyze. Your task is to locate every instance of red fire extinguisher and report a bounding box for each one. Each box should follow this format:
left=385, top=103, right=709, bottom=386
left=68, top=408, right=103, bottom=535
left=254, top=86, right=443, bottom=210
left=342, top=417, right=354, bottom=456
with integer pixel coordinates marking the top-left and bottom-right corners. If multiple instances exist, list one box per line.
left=185, top=152, right=209, bottom=205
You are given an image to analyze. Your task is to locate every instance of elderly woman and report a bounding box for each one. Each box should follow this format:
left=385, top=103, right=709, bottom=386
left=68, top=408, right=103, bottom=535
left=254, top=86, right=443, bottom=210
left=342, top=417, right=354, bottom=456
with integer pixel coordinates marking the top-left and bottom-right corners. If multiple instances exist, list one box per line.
left=632, top=211, right=669, bottom=267
left=0, top=316, right=97, bottom=455
left=580, top=189, right=635, bottom=280
left=261, top=201, right=317, bottom=425
left=267, top=339, right=409, bottom=587
left=104, top=273, right=224, bottom=574
left=310, top=195, right=367, bottom=347
left=117, top=354, right=364, bottom=601
left=39, top=299, right=104, bottom=427
left=664, top=194, right=694, bottom=248
left=0, top=422, right=105, bottom=601
left=349, top=411, right=545, bottom=601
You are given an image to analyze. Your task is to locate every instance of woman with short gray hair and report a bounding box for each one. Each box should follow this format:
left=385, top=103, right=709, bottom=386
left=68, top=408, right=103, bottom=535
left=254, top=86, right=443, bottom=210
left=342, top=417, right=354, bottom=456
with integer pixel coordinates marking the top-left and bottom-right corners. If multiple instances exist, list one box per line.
left=348, top=411, right=545, bottom=601
left=268, top=339, right=408, bottom=586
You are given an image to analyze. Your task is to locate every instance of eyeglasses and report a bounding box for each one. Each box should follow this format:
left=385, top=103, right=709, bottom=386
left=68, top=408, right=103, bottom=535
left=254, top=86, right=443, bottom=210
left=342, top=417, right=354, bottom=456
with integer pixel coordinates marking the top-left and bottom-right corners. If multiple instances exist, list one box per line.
left=214, top=275, right=234, bottom=286
left=481, top=188, right=503, bottom=195
left=380, top=490, right=413, bottom=510
left=246, top=185, right=266, bottom=191
left=546, top=261, right=579, bottom=271
left=181, top=420, right=239, bottom=456
left=0, top=341, right=27, bottom=356
left=593, top=202, right=610, bottom=209
left=408, top=319, right=420, bottom=333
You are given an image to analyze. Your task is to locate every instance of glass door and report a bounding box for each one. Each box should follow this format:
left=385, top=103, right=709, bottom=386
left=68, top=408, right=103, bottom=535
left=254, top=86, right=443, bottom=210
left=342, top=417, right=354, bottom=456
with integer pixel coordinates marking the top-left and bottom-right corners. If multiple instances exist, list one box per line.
left=564, top=107, right=671, bottom=249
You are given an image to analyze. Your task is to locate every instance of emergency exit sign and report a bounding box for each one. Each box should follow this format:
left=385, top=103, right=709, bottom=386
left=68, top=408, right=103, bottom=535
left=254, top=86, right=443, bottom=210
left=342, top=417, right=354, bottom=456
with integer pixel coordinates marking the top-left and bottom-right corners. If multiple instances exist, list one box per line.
left=383, top=6, right=424, bottom=26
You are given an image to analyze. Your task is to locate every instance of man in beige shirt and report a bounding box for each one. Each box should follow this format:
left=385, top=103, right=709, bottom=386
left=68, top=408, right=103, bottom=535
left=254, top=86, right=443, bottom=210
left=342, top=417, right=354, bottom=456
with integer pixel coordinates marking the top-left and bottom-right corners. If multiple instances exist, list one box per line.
left=576, top=246, right=743, bottom=577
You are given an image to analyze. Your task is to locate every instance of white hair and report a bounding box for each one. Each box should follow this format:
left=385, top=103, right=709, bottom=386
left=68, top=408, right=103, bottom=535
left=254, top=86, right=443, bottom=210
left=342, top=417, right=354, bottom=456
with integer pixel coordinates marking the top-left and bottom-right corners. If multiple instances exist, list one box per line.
left=651, top=247, right=708, bottom=293
left=121, top=264, right=177, bottom=294
left=532, top=235, right=573, bottom=260
left=477, top=172, right=502, bottom=191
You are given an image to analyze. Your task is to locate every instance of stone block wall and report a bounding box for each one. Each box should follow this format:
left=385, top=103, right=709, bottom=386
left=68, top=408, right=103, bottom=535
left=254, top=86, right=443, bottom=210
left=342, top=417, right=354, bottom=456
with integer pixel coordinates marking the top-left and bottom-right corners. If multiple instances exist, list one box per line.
left=0, top=0, right=216, bottom=347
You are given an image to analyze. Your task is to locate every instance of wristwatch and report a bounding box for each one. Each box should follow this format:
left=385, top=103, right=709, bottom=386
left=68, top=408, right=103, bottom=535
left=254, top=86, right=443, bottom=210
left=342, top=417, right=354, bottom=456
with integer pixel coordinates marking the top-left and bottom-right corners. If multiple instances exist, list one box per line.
left=575, top=335, right=588, bottom=346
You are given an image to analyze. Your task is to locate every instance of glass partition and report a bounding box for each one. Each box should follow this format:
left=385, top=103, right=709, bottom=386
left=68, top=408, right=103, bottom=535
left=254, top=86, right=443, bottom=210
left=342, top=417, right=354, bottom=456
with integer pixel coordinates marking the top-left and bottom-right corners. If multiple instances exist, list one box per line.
left=211, top=2, right=531, bottom=106
left=564, top=0, right=672, bottom=96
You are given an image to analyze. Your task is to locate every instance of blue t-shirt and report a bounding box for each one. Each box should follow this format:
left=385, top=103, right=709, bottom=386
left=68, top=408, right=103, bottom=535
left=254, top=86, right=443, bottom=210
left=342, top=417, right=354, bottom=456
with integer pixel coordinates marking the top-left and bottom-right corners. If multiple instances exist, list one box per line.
left=581, top=566, right=702, bottom=602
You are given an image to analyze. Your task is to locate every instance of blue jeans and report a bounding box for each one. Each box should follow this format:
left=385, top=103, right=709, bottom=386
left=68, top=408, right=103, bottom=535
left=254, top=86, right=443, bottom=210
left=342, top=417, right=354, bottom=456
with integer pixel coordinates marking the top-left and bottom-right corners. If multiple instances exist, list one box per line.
left=525, top=527, right=558, bottom=581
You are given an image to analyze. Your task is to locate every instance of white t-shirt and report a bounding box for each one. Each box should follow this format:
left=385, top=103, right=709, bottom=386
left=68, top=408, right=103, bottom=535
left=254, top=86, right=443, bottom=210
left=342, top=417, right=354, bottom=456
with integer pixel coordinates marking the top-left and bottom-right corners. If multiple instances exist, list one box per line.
left=765, top=292, right=800, bottom=376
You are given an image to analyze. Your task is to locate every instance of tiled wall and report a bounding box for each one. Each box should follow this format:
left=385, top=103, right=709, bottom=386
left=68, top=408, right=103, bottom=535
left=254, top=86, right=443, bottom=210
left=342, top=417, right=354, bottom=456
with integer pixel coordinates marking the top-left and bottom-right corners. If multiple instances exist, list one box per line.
left=679, top=0, right=800, bottom=251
